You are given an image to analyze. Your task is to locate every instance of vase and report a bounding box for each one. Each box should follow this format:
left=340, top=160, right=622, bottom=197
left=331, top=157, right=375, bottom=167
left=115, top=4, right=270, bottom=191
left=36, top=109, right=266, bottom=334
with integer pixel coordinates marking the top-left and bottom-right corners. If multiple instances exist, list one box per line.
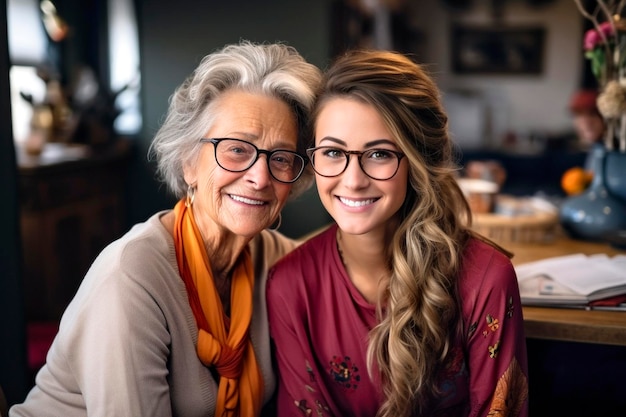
left=604, top=150, right=626, bottom=203
left=559, top=146, right=626, bottom=243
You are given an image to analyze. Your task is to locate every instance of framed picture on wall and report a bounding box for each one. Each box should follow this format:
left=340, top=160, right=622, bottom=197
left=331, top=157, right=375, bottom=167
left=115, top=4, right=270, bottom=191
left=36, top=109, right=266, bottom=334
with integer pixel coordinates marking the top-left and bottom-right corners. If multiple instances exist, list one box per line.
left=451, top=25, right=546, bottom=75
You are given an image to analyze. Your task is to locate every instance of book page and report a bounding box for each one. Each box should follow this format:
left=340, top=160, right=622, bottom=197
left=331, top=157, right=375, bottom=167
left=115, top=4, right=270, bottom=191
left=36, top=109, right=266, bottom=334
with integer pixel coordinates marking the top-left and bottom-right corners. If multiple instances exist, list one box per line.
left=515, top=254, right=626, bottom=298
left=517, top=275, right=588, bottom=305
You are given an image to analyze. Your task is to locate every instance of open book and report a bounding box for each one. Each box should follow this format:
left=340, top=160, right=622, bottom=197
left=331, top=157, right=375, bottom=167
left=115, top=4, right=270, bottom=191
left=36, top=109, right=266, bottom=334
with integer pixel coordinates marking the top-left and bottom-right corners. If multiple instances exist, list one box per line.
left=515, top=253, right=626, bottom=306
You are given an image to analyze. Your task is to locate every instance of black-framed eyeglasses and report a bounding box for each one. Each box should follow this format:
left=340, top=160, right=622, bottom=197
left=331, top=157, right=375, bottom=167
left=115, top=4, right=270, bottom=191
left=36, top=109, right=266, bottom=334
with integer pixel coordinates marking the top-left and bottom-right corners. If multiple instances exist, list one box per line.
left=200, top=138, right=306, bottom=183
left=306, top=146, right=405, bottom=181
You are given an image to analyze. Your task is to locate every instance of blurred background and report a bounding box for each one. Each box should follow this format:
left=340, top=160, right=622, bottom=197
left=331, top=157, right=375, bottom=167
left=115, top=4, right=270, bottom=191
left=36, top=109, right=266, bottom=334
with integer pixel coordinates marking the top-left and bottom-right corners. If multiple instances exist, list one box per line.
left=0, top=0, right=605, bottom=414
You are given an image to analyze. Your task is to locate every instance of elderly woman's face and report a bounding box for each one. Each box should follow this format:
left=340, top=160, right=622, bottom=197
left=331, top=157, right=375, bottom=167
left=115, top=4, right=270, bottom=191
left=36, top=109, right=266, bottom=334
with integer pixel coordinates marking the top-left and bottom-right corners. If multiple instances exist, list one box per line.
left=184, top=90, right=298, bottom=239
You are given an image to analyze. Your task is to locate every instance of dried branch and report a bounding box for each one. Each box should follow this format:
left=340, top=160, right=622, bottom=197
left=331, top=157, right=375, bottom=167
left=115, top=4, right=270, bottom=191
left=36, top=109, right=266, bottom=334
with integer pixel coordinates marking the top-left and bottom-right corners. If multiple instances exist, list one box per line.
left=575, top=0, right=626, bottom=151
left=574, top=0, right=616, bottom=83
left=573, top=0, right=595, bottom=19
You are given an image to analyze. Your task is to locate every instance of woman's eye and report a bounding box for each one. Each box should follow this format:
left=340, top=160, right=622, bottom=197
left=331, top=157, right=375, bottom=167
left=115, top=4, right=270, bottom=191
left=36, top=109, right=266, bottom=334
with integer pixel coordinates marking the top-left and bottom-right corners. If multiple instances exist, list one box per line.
left=226, top=144, right=253, bottom=156
left=322, top=148, right=343, bottom=158
left=368, top=149, right=394, bottom=160
left=271, top=152, right=295, bottom=166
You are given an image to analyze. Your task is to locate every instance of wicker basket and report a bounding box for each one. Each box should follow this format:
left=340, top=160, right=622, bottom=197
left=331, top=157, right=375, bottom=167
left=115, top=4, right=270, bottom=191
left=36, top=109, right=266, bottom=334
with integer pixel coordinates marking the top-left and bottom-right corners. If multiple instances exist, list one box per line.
left=470, top=196, right=560, bottom=244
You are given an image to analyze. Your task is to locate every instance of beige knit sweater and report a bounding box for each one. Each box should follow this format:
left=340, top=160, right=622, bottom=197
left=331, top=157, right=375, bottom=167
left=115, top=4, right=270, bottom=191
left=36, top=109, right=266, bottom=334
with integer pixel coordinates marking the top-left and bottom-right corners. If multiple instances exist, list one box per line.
left=10, top=211, right=297, bottom=417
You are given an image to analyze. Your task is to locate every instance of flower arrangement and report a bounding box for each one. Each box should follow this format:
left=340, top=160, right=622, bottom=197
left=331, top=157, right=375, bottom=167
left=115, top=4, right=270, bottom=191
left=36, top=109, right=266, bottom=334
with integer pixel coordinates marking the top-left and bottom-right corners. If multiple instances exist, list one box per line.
left=575, top=0, right=626, bottom=152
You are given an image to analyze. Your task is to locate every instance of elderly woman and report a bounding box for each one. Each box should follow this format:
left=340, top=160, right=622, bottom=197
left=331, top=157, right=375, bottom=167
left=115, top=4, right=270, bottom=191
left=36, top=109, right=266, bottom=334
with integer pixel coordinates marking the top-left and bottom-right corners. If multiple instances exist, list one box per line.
left=10, top=41, right=321, bottom=417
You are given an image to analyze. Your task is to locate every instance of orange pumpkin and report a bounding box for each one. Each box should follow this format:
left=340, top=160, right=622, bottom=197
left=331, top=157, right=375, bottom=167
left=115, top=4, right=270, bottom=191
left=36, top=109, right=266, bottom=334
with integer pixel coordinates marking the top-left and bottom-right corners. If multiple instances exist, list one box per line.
left=561, top=167, right=593, bottom=195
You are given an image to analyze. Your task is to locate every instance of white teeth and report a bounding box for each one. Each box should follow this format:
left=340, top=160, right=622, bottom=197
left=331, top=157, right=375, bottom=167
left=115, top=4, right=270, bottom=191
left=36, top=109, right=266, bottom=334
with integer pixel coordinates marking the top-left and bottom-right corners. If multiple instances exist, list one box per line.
left=339, top=197, right=375, bottom=207
left=230, top=195, right=265, bottom=205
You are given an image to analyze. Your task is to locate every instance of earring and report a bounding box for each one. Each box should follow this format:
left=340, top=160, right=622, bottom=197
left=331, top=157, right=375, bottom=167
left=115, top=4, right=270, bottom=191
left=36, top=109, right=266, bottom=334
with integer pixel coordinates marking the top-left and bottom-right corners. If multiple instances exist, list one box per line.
left=269, top=212, right=282, bottom=231
left=185, top=184, right=196, bottom=207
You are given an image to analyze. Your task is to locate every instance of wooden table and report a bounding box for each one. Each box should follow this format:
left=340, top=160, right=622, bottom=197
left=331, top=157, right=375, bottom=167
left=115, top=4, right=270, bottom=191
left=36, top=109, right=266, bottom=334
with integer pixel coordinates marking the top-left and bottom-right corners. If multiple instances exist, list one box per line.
left=506, top=237, right=626, bottom=346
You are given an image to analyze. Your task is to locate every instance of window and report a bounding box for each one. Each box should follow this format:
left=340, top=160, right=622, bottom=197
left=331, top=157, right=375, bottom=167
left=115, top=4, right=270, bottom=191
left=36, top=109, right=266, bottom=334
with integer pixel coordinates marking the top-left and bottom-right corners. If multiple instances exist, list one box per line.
left=7, top=0, right=50, bottom=145
left=108, top=0, right=141, bottom=135
left=7, top=0, right=141, bottom=146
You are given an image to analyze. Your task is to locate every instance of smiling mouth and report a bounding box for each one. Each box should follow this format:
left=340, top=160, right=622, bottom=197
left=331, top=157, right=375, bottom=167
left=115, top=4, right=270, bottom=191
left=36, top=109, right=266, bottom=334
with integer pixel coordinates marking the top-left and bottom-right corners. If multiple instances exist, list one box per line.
left=229, top=194, right=266, bottom=205
left=338, top=196, right=377, bottom=207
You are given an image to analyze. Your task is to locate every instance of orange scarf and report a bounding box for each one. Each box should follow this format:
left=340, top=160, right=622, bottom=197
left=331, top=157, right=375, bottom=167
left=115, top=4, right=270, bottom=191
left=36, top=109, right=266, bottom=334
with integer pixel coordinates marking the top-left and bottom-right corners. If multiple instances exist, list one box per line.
left=173, top=199, right=263, bottom=417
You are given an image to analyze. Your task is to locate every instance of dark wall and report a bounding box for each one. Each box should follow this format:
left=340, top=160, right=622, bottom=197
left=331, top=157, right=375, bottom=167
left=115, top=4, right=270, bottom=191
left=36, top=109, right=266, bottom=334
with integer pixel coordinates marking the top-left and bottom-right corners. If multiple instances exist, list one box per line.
left=0, top=0, right=29, bottom=405
left=134, top=0, right=334, bottom=236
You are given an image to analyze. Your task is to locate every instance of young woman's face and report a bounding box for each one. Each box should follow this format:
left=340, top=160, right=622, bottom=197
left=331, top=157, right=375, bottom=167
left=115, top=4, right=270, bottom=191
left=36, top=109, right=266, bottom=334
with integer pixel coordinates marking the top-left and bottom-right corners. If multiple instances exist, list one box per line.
left=184, top=90, right=298, bottom=239
left=313, top=97, right=409, bottom=236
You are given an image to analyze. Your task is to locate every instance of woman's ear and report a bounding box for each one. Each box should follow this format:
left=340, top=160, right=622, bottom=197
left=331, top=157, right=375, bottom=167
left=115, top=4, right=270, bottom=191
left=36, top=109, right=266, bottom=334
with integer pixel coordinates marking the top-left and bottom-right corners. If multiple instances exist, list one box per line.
left=182, top=161, right=197, bottom=187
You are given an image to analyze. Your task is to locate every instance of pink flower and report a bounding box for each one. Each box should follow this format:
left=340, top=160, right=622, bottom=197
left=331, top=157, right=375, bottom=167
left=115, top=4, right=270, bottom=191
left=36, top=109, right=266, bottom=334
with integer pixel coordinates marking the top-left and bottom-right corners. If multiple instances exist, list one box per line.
left=584, top=21, right=615, bottom=50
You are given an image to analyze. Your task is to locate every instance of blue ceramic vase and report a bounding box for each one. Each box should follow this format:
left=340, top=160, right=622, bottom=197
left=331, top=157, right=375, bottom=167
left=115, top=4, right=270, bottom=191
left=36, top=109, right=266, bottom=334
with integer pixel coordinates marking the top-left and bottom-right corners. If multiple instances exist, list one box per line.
left=559, top=146, right=626, bottom=242
left=605, top=150, right=626, bottom=203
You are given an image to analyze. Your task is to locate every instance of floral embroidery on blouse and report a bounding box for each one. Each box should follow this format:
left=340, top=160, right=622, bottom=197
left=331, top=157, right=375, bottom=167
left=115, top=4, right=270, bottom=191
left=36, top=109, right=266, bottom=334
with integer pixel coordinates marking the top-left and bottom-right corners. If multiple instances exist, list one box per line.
left=488, top=340, right=501, bottom=358
left=294, top=399, right=331, bottom=416
left=328, top=355, right=361, bottom=390
left=314, top=400, right=330, bottom=415
left=294, top=399, right=312, bottom=416
left=302, top=360, right=317, bottom=393
left=483, top=314, right=500, bottom=337
left=295, top=360, right=332, bottom=416
left=474, top=290, right=528, bottom=414
left=482, top=291, right=519, bottom=360
left=506, top=296, right=515, bottom=318
left=486, top=357, right=528, bottom=416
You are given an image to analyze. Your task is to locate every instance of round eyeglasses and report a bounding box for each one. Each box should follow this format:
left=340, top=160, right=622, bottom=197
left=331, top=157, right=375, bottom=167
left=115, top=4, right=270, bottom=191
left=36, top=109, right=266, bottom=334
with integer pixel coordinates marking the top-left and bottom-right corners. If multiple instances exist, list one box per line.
left=200, top=138, right=306, bottom=183
left=306, top=146, right=405, bottom=181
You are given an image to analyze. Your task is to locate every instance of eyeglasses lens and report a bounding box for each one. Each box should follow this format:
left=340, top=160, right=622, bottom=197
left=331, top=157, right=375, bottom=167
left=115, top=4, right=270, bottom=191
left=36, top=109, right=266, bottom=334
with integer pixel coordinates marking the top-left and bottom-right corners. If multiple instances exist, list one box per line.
left=215, top=139, right=304, bottom=183
left=308, top=147, right=400, bottom=180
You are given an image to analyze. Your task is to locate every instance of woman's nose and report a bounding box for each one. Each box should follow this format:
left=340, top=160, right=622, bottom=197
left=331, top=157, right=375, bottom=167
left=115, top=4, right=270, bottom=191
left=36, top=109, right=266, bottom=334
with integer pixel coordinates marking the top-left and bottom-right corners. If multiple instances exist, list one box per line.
left=243, top=155, right=273, bottom=188
left=341, top=155, right=369, bottom=188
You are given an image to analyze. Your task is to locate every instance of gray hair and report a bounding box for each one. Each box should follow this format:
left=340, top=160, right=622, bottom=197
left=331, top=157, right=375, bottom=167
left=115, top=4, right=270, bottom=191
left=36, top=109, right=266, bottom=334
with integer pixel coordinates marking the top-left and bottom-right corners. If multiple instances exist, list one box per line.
left=148, top=40, right=322, bottom=199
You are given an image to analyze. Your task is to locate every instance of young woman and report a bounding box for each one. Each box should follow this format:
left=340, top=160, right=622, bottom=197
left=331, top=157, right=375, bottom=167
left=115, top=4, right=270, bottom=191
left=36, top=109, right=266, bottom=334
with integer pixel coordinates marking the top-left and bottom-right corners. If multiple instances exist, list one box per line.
left=267, top=50, right=528, bottom=417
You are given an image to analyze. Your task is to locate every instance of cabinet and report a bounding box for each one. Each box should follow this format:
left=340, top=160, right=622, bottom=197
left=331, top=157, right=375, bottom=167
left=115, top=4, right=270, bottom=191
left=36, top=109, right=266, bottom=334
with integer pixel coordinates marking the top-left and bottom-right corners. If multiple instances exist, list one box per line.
left=17, top=141, right=131, bottom=321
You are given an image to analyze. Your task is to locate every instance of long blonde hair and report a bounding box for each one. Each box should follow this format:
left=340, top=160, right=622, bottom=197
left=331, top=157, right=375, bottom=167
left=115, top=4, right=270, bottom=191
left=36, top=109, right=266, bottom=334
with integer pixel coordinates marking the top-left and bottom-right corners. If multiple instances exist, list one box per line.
left=313, top=49, right=472, bottom=416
